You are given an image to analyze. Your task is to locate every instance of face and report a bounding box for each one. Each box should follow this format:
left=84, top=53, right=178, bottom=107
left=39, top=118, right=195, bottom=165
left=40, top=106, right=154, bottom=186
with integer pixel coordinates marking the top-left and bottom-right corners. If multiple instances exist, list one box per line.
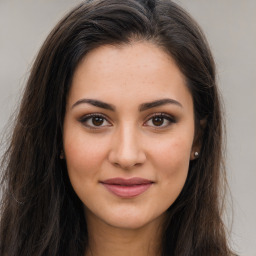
left=63, top=42, right=198, bottom=230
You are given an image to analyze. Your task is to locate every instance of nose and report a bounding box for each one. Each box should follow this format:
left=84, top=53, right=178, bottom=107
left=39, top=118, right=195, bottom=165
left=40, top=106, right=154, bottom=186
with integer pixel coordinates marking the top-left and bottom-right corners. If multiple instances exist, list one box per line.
left=108, top=124, right=146, bottom=169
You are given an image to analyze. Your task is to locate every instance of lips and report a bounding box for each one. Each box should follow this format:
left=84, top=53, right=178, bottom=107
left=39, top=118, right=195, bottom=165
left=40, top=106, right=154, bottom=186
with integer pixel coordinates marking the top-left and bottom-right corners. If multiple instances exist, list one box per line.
left=100, top=177, right=154, bottom=198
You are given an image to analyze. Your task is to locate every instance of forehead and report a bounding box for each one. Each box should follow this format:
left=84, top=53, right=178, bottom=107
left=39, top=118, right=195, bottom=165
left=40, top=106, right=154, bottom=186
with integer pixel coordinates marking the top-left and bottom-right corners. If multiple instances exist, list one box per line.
left=68, top=42, right=192, bottom=109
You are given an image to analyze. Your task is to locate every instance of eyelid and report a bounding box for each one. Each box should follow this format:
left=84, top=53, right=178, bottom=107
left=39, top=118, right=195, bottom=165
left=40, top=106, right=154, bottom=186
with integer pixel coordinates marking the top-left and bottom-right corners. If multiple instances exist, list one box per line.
left=78, top=112, right=176, bottom=130
left=143, top=112, right=176, bottom=128
left=78, top=113, right=112, bottom=129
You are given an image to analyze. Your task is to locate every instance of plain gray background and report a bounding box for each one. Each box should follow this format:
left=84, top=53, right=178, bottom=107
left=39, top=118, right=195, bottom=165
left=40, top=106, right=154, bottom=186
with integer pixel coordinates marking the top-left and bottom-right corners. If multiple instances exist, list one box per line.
left=0, top=1, right=255, bottom=255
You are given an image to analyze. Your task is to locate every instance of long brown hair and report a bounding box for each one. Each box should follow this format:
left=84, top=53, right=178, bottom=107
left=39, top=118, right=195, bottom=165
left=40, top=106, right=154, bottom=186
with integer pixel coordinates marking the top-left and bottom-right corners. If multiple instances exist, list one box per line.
left=0, top=0, right=234, bottom=255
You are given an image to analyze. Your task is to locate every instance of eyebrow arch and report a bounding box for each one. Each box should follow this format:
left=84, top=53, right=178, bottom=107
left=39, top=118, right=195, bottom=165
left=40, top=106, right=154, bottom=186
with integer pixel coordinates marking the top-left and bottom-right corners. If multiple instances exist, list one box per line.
left=139, top=98, right=183, bottom=111
left=71, top=98, right=182, bottom=112
left=71, top=99, right=115, bottom=111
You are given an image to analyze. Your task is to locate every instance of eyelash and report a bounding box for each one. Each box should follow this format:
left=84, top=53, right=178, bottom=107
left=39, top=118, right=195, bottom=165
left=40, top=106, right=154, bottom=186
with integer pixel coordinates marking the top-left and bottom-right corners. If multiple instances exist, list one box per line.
left=79, top=113, right=176, bottom=129
left=79, top=113, right=111, bottom=129
left=144, top=113, right=176, bottom=128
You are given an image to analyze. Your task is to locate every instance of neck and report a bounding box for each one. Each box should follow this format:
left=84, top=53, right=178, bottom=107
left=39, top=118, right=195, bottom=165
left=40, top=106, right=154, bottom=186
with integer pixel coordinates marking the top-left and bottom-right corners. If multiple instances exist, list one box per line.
left=84, top=211, right=165, bottom=256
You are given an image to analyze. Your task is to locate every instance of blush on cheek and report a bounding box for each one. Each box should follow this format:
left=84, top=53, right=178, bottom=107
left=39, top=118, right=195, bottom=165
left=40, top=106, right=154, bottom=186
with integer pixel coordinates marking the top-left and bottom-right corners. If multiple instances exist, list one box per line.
left=163, top=159, right=189, bottom=182
left=158, top=142, right=191, bottom=184
left=65, top=136, right=103, bottom=159
left=161, top=157, right=190, bottom=204
left=64, top=141, right=107, bottom=184
left=156, top=140, right=191, bottom=167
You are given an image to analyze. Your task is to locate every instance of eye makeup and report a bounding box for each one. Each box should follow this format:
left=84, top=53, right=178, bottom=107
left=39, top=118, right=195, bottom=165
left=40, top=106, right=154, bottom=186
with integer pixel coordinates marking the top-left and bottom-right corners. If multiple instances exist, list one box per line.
left=143, top=112, right=177, bottom=129
left=78, top=113, right=112, bottom=129
left=78, top=111, right=177, bottom=130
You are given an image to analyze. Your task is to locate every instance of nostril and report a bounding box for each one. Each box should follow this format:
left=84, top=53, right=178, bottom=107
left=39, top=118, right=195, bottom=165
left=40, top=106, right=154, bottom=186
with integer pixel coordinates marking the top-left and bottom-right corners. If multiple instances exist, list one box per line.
left=113, top=162, right=138, bottom=169
left=108, top=139, right=147, bottom=169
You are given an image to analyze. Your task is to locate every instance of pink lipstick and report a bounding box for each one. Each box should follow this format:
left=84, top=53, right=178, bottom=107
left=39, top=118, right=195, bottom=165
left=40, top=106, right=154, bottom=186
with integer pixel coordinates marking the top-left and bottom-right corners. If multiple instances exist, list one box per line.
left=101, top=177, right=153, bottom=198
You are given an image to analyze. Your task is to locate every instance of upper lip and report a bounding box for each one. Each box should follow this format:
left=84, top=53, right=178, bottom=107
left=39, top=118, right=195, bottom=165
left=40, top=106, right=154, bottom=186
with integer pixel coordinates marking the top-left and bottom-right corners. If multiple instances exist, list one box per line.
left=101, top=177, right=154, bottom=185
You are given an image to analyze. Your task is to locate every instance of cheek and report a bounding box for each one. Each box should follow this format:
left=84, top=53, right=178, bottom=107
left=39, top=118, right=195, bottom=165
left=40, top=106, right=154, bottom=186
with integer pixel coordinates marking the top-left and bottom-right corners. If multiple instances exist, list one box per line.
left=63, top=131, right=109, bottom=183
left=155, top=135, right=191, bottom=163
left=152, top=135, right=192, bottom=186
left=63, top=136, right=108, bottom=206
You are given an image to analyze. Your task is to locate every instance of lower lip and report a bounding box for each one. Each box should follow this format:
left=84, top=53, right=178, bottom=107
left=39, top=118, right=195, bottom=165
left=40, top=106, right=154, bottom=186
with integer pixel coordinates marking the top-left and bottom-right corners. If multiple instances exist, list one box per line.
left=102, top=183, right=153, bottom=198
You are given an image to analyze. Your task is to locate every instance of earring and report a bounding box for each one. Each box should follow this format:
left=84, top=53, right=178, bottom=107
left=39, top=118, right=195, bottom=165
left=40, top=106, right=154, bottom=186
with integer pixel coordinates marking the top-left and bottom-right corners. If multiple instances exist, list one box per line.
left=60, top=150, right=65, bottom=159
left=194, top=151, right=199, bottom=157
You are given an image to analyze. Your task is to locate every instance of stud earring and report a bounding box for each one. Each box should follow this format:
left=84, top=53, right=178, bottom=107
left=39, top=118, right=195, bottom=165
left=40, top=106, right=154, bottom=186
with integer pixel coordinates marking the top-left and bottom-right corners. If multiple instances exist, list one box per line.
left=194, top=151, right=199, bottom=157
left=60, top=150, right=65, bottom=159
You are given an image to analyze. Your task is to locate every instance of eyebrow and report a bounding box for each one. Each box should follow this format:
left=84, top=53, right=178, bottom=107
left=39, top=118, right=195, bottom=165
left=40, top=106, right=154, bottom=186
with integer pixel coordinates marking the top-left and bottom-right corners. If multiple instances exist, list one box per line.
left=71, top=99, right=115, bottom=111
left=139, top=98, right=183, bottom=111
left=71, top=98, right=183, bottom=111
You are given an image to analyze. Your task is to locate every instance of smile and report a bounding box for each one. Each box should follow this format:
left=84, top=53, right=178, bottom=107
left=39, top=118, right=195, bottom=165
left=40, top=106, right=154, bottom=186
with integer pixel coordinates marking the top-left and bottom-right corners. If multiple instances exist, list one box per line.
left=100, top=177, right=154, bottom=198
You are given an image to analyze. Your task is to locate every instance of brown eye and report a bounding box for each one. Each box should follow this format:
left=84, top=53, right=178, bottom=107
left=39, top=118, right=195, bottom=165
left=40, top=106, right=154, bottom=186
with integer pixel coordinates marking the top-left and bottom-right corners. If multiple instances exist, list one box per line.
left=144, top=113, right=176, bottom=128
left=92, top=116, right=104, bottom=126
left=79, top=114, right=111, bottom=129
left=152, top=116, right=164, bottom=126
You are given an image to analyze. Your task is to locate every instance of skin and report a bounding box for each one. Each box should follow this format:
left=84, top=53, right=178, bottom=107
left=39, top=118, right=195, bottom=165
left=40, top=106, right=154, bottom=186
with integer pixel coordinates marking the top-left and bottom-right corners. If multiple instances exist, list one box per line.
left=63, top=41, right=200, bottom=256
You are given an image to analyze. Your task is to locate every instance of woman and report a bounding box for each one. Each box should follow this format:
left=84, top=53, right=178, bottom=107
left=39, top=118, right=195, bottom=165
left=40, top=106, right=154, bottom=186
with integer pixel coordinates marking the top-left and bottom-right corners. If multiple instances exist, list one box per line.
left=0, top=0, right=235, bottom=255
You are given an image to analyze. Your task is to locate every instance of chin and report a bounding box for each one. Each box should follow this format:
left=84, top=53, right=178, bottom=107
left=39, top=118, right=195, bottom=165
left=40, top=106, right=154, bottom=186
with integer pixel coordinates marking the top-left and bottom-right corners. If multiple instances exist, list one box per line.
left=101, top=210, right=166, bottom=231
left=108, top=218, right=148, bottom=230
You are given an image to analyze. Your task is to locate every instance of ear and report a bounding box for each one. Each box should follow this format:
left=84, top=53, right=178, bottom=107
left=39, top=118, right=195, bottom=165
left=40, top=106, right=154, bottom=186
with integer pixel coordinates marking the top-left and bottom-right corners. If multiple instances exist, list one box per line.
left=190, top=118, right=207, bottom=160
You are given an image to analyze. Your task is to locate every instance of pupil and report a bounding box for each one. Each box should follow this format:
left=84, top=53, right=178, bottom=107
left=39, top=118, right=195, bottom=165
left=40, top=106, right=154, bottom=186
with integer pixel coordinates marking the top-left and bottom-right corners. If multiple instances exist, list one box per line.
left=92, top=117, right=104, bottom=126
left=153, top=117, right=163, bottom=126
